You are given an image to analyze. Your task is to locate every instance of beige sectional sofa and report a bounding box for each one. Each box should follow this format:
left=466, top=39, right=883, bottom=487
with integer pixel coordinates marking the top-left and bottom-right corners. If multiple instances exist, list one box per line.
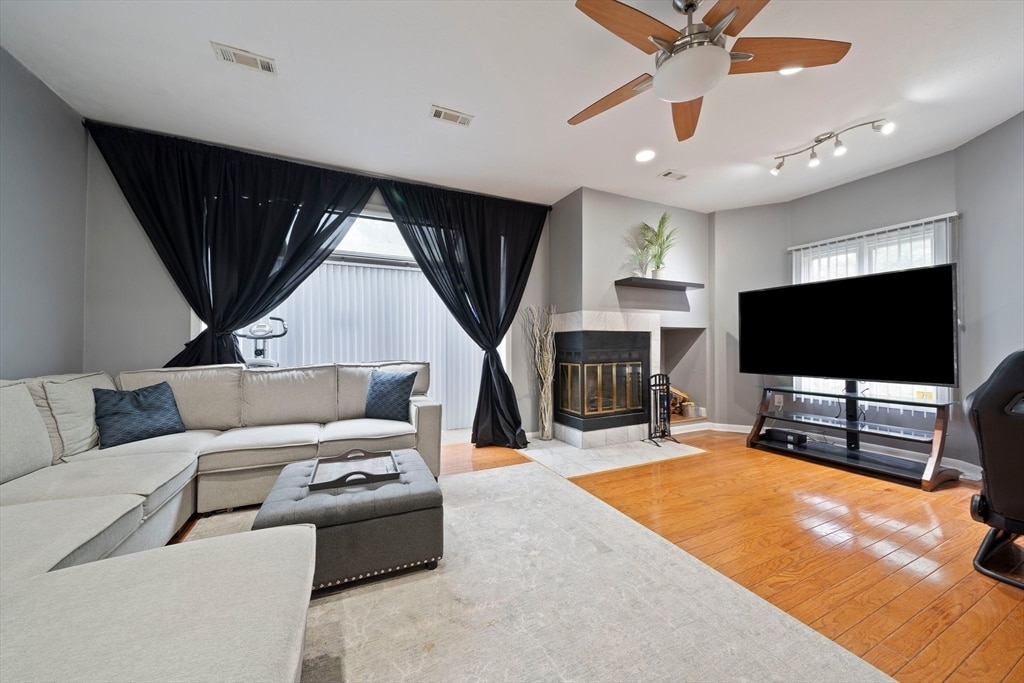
left=0, top=360, right=441, bottom=681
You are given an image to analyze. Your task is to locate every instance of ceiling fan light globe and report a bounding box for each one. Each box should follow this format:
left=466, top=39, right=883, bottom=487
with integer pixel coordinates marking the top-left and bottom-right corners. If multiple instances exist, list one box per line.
left=652, top=44, right=731, bottom=103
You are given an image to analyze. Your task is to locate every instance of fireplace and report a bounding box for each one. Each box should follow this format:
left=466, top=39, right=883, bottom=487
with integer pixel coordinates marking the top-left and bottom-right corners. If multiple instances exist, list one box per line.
left=554, top=331, right=650, bottom=432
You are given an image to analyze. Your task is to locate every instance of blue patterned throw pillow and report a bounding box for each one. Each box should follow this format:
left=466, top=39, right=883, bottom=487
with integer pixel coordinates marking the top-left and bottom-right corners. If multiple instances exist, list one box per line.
left=364, top=369, right=417, bottom=421
left=93, top=382, right=186, bottom=448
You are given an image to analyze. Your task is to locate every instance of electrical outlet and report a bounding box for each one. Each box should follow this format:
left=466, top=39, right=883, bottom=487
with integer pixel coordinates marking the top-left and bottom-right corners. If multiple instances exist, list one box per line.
left=774, top=394, right=785, bottom=408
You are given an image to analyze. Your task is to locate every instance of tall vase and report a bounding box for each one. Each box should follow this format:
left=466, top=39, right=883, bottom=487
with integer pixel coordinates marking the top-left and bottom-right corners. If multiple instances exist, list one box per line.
left=538, top=377, right=554, bottom=440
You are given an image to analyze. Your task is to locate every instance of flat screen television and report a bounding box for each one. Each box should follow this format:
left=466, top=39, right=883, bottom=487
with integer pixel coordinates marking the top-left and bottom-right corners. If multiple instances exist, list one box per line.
left=738, top=264, right=959, bottom=387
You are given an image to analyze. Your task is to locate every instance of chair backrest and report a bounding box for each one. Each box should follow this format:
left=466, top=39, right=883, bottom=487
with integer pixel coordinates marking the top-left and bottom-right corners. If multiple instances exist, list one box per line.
left=964, top=349, right=1024, bottom=526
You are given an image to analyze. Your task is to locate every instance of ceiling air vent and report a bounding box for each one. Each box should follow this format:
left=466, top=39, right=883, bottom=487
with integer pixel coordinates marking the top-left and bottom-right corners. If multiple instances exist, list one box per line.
left=211, top=42, right=277, bottom=75
left=429, top=105, right=473, bottom=127
left=658, top=169, right=687, bottom=181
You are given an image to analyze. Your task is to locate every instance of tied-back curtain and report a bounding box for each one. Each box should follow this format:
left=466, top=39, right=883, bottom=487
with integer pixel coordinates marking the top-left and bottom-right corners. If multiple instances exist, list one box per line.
left=379, top=180, right=548, bottom=448
left=86, top=121, right=375, bottom=366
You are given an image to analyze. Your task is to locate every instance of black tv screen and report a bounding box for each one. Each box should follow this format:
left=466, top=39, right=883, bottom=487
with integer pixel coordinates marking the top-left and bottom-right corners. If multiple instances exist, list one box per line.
left=738, top=264, right=959, bottom=386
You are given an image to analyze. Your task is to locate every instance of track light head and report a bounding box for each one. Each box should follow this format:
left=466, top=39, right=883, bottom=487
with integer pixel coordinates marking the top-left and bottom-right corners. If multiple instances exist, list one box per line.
left=833, top=136, right=847, bottom=156
left=808, top=148, right=820, bottom=168
left=872, top=120, right=895, bottom=135
left=770, top=159, right=784, bottom=176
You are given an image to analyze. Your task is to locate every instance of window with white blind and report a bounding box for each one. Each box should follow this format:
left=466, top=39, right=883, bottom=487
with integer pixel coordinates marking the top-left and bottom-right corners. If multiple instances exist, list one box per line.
left=235, top=207, right=483, bottom=430
left=789, top=213, right=959, bottom=404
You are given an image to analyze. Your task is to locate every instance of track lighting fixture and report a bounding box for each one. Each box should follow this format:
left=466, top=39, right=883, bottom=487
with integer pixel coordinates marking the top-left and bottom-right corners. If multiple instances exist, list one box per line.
left=769, top=118, right=894, bottom=175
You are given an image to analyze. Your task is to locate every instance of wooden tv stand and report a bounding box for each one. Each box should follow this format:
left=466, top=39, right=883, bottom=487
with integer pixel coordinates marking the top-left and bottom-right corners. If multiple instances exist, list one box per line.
left=748, top=385, right=960, bottom=491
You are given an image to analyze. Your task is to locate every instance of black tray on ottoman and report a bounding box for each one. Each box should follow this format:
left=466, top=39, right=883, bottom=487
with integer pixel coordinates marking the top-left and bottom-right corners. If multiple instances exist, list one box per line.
left=252, top=448, right=443, bottom=589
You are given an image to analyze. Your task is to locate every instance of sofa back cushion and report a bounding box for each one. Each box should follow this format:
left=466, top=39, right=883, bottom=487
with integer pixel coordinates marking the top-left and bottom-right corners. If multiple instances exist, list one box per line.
left=117, top=365, right=243, bottom=431
left=336, top=366, right=373, bottom=420
left=335, top=362, right=430, bottom=420
left=0, top=376, right=64, bottom=464
left=242, top=365, right=338, bottom=426
left=43, top=372, right=117, bottom=457
left=375, top=361, right=430, bottom=395
left=0, top=384, right=52, bottom=484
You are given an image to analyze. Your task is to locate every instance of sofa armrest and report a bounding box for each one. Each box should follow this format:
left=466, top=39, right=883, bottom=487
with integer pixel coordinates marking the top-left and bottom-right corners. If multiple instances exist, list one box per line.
left=409, top=395, right=442, bottom=477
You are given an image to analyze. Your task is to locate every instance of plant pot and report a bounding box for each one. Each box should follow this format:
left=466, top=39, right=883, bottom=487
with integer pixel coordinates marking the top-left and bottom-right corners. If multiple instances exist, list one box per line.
left=651, top=268, right=666, bottom=280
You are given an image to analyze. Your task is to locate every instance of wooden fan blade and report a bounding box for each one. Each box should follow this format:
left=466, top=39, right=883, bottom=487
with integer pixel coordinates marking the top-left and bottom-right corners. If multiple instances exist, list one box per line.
left=569, top=74, right=654, bottom=125
left=575, top=0, right=679, bottom=55
left=702, top=0, right=770, bottom=37
left=671, top=98, right=703, bottom=141
left=728, top=37, right=851, bottom=75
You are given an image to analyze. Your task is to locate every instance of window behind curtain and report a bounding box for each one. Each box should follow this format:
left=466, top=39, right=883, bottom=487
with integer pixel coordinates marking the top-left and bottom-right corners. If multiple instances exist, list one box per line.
left=789, top=213, right=959, bottom=403
left=237, top=211, right=482, bottom=430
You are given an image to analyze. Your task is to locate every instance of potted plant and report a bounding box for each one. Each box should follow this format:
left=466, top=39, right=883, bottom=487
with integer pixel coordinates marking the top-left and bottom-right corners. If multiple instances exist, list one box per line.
left=639, top=212, right=676, bottom=279
left=624, top=224, right=653, bottom=277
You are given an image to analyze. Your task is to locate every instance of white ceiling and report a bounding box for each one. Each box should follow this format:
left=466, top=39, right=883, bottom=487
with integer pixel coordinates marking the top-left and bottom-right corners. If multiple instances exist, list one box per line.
left=1, top=0, right=1022, bottom=213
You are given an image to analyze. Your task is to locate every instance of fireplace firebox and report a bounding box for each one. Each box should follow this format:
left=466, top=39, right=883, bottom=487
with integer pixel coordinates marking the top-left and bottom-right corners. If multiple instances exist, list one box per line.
left=554, top=331, right=650, bottom=432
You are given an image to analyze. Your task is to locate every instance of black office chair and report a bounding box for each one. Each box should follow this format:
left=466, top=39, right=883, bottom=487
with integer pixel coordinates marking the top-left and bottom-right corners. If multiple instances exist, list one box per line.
left=964, top=348, right=1024, bottom=589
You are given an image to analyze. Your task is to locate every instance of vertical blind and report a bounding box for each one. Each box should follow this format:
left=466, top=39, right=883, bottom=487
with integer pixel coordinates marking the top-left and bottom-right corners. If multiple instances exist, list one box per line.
left=789, top=213, right=959, bottom=403
left=241, top=260, right=482, bottom=429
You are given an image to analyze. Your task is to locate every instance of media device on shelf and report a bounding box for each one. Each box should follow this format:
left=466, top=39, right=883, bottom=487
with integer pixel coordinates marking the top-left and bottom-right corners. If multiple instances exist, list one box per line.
left=737, top=263, right=959, bottom=387
left=737, top=264, right=961, bottom=491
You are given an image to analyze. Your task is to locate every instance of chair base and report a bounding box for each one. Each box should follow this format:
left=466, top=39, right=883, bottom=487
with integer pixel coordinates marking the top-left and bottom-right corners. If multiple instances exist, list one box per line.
left=973, top=527, right=1024, bottom=590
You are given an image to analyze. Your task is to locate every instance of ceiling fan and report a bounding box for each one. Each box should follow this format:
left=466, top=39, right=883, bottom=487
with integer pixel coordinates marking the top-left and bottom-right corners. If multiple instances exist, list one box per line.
left=568, top=0, right=851, bottom=141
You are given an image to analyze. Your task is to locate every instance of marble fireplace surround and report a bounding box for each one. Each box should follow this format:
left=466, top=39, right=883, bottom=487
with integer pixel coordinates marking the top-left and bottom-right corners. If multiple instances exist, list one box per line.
left=551, top=310, right=661, bottom=449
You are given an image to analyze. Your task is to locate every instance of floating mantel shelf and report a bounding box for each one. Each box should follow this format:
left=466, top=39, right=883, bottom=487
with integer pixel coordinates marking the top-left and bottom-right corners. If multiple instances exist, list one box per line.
left=614, top=277, right=705, bottom=292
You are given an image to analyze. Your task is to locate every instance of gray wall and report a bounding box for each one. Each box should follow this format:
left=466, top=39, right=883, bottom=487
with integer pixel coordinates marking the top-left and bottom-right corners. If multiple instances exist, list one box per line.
left=953, top=113, right=1024, bottom=396
left=548, top=189, right=583, bottom=315
left=710, top=203, right=791, bottom=425
left=82, top=138, right=191, bottom=374
left=512, top=221, right=550, bottom=434
left=0, top=48, right=88, bottom=378
left=709, top=112, right=1024, bottom=465
left=788, top=152, right=956, bottom=245
left=580, top=188, right=709, bottom=328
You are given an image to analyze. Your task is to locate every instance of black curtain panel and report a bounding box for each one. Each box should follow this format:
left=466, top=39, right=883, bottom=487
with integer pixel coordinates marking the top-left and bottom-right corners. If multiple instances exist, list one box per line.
left=379, top=180, right=548, bottom=448
left=85, top=121, right=375, bottom=366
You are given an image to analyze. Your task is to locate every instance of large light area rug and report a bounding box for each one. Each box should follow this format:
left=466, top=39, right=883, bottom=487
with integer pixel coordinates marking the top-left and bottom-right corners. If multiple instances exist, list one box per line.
left=521, top=438, right=705, bottom=477
left=190, top=462, right=890, bottom=682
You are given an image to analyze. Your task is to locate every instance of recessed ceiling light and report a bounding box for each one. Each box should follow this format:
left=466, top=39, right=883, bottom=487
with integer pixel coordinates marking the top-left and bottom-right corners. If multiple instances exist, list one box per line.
left=635, top=149, right=656, bottom=162
left=779, top=67, right=804, bottom=76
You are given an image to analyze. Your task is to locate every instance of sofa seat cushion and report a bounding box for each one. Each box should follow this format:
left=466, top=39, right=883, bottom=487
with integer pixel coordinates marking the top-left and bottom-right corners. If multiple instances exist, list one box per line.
left=197, top=424, right=321, bottom=472
left=317, top=418, right=416, bottom=458
left=0, top=453, right=196, bottom=518
left=0, top=525, right=316, bottom=683
left=67, top=430, right=221, bottom=462
left=0, top=495, right=144, bottom=583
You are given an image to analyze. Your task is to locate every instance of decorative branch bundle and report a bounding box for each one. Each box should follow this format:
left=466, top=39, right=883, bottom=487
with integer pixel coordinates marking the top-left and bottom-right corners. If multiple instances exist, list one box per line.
left=522, top=305, right=556, bottom=439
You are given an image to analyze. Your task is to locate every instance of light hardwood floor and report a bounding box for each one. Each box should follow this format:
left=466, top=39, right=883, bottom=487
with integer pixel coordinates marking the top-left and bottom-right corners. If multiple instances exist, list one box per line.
left=440, top=431, right=1024, bottom=683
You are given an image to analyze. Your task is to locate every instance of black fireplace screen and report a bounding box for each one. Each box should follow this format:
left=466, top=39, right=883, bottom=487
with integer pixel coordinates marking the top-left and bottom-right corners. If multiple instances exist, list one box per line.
left=553, top=331, right=650, bottom=432
left=559, top=361, right=643, bottom=416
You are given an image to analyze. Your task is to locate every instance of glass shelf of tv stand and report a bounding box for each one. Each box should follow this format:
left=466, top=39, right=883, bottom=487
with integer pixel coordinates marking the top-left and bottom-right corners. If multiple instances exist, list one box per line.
left=761, top=386, right=955, bottom=410
left=760, top=410, right=935, bottom=443
left=751, top=386, right=960, bottom=491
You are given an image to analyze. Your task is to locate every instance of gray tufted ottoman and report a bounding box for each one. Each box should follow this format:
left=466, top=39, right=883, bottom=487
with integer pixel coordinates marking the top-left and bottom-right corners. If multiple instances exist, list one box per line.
left=252, top=449, right=443, bottom=589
